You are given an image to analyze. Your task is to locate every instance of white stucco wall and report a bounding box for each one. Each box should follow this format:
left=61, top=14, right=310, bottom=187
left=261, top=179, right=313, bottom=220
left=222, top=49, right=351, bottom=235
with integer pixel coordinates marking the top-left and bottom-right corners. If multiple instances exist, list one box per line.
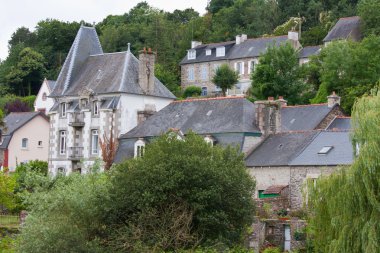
left=7, top=115, right=50, bottom=171
left=34, top=80, right=55, bottom=113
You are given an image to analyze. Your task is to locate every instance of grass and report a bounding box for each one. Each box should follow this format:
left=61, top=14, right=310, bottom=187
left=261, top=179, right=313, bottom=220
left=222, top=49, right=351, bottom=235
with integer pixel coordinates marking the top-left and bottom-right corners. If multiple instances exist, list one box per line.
left=0, top=215, right=19, bottom=228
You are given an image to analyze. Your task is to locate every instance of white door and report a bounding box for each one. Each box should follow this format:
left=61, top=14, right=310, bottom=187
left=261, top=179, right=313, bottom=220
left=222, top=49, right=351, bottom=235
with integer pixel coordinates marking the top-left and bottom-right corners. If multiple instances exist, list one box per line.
left=284, top=225, right=291, bottom=251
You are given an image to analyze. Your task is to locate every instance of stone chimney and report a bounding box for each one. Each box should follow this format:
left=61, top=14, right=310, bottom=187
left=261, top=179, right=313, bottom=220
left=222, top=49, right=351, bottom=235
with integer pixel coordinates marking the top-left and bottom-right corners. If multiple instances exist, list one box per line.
left=191, top=41, right=202, bottom=49
left=276, top=96, right=287, bottom=107
left=139, top=47, right=155, bottom=94
left=255, top=97, right=282, bottom=136
left=288, top=31, right=300, bottom=49
left=241, top=34, right=248, bottom=43
left=236, top=35, right=241, bottom=45
left=327, top=91, right=341, bottom=108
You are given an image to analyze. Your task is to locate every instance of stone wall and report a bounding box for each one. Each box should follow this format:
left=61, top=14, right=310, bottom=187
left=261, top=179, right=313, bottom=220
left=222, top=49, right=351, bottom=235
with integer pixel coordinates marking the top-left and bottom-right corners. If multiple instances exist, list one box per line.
left=256, top=197, right=290, bottom=218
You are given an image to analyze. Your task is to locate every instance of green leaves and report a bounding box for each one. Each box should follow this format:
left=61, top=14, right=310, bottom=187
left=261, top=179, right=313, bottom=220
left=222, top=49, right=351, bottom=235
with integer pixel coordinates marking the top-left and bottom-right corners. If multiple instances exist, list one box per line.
left=212, top=64, right=239, bottom=96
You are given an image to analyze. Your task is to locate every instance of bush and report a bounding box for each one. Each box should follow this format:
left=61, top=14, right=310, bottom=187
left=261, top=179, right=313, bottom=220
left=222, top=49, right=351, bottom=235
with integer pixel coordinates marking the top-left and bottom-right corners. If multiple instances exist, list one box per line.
left=183, top=85, right=202, bottom=98
left=5, top=99, right=31, bottom=113
left=262, top=247, right=281, bottom=253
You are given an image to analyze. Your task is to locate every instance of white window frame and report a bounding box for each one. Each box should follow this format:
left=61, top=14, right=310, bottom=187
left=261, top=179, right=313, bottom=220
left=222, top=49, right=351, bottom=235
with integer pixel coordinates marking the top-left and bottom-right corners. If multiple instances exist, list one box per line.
left=206, top=49, right=211, bottom=56
left=201, top=65, right=208, bottom=80
left=201, top=87, right=208, bottom=96
left=216, top=47, right=225, bottom=57
left=235, top=62, right=244, bottom=75
left=21, top=138, right=28, bottom=149
left=91, top=129, right=99, bottom=155
left=248, top=60, right=256, bottom=74
left=61, top=103, right=67, bottom=117
left=59, top=131, right=66, bottom=155
left=188, top=67, right=195, bottom=81
left=187, top=50, right=196, bottom=60
left=93, top=101, right=99, bottom=116
left=134, top=139, right=145, bottom=158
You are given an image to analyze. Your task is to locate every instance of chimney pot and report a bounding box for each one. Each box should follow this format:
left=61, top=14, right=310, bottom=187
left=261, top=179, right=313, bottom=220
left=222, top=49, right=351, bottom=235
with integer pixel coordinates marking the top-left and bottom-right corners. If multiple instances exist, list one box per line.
left=327, top=91, right=341, bottom=107
left=268, top=97, right=274, bottom=101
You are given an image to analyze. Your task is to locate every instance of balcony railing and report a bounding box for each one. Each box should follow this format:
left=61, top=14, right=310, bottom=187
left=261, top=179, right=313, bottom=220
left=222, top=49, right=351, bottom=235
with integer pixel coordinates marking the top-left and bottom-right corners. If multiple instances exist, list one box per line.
left=69, top=113, right=85, bottom=127
left=68, top=147, right=84, bottom=160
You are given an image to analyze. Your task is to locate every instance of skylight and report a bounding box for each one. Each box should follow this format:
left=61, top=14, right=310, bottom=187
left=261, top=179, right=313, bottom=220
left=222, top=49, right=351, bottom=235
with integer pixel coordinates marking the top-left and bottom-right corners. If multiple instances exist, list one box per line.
left=318, top=146, right=333, bottom=154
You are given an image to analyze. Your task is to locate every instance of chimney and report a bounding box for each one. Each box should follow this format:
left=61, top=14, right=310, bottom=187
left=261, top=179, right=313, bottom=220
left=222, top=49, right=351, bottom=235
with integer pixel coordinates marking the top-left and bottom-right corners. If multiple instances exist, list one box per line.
left=288, top=31, right=300, bottom=49
left=241, top=34, right=248, bottom=43
left=276, top=96, right=287, bottom=107
left=191, top=41, right=202, bottom=49
left=327, top=91, right=341, bottom=107
left=139, top=47, right=155, bottom=94
left=255, top=98, right=282, bottom=135
left=236, top=35, right=241, bottom=45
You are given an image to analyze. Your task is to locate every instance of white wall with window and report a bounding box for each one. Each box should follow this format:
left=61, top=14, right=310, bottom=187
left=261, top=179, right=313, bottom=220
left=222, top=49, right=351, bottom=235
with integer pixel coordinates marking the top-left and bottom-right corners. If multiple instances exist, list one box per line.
left=187, top=50, right=196, bottom=60
left=201, top=65, right=208, bottom=80
left=91, top=129, right=99, bottom=155
left=59, top=131, right=67, bottom=155
left=34, top=78, right=56, bottom=113
left=134, top=139, right=145, bottom=158
left=216, top=47, right=225, bottom=57
left=188, top=67, right=195, bottom=81
left=235, top=62, right=244, bottom=75
left=21, top=138, right=28, bottom=149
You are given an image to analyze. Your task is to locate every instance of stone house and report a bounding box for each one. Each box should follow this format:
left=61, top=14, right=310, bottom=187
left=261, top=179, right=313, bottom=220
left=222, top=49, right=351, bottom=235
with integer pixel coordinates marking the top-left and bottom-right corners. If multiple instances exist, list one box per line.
left=34, top=78, right=56, bottom=114
left=47, top=26, right=175, bottom=175
left=0, top=112, right=50, bottom=171
left=179, top=32, right=301, bottom=96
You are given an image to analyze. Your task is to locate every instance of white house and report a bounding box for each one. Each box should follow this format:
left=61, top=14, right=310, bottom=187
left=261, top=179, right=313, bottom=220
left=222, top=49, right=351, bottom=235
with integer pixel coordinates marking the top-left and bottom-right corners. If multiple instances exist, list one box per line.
left=34, top=78, right=56, bottom=114
left=47, top=26, right=175, bottom=175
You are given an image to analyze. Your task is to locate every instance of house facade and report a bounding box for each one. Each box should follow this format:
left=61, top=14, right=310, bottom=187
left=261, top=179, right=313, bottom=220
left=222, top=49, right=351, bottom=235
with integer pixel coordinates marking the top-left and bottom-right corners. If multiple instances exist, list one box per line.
left=34, top=78, right=56, bottom=114
left=180, top=32, right=301, bottom=96
left=48, top=26, right=175, bottom=176
left=0, top=112, right=50, bottom=171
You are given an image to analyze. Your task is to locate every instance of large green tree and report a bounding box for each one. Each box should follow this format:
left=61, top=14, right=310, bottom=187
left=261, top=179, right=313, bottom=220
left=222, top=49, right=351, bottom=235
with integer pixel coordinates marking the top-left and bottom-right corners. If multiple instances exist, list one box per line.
left=251, top=42, right=309, bottom=104
left=212, top=64, right=239, bottom=96
left=308, top=86, right=380, bottom=253
left=358, top=0, right=380, bottom=36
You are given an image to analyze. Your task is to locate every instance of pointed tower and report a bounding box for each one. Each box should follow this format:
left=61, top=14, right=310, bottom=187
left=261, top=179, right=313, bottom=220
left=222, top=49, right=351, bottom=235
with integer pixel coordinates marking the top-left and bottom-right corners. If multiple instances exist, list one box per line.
left=52, top=26, right=103, bottom=96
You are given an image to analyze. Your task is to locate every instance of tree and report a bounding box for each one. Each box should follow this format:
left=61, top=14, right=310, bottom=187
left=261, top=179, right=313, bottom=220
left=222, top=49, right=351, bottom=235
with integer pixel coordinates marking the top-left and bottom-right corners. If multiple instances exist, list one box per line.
left=358, top=0, right=380, bottom=36
left=4, top=99, right=31, bottom=113
left=251, top=43, right=309, bottom=104
left=212, top=64, right=239, bottom=96
left=0, top=172, right=17, bottom=212
left=107, top=132, right=256, bottom=250
left=207, top=0, right=235, bottom=14
left=307, top=87, right=380, bottom=253
left=183, top=85, right=202, bottom=98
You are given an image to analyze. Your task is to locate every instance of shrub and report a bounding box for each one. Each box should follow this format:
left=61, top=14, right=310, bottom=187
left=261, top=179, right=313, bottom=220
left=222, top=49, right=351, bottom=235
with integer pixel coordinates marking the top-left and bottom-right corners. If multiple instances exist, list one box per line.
left=4, top=99, right=31, bottom=113
left=262, top=247, right=281, bottom=253
left=183, top=85, right=202, bottom=98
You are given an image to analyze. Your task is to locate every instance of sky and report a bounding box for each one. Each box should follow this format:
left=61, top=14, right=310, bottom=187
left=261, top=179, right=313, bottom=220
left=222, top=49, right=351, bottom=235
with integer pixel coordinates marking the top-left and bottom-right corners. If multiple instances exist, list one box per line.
left=0, top=0, right=208, bottom=60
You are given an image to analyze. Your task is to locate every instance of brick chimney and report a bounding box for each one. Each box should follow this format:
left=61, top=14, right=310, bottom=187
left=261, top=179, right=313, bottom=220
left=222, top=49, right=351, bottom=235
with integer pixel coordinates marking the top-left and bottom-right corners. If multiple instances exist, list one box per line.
left=255, top=97, right=282, bottom=135
left=139, top=47, right=155, bottom=94
left=327, top=91, right=341, bottom=108
left=191, top=41, right=202, bottom=49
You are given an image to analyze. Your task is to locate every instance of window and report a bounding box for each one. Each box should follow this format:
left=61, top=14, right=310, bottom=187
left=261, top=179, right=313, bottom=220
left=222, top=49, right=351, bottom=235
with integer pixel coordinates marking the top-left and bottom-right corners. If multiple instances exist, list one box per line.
left=249, top=60, right=256, bottom=74
left=206, top=49, right=211, bottom=56
left=42, top=92, right=47, bottom=101
left=201, top=87, right=208, bottom=96
left=235, top=62, right=244, bottom=75
left=204, top=135, right=214, bottom=146
left=60, top=103, right=67, bottom=117
left=213, top=63, right=221, bottom=72
left=216, top=47, right=225, bottom=57
left=21, top=138, right=28, bottom=149
left=93, top=101, right=99, bottom=116
left=38, top=141, right=43, bottom=147
left=134, top=139, right=145, bottom=158
left=201, top=65, right=208, bottom=80
left=187, top=50, right=196, bottom=60
left=59, top=131, right=66, bottom=155
left=188, top=67, right=194, bottom=81
left=91, top=130, right=99, bottom=155
left=318, top=146, right=333, bottom=154
left=81, top=99, right=88, bottom=108
left=57, top=167, right=66, bottom=175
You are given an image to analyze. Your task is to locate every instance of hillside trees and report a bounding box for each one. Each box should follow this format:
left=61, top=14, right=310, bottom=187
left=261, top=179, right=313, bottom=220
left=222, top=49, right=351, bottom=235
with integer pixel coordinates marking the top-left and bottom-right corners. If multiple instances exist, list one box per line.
left=358, top=0, right=380, bottom=36
left=307, top=87, right=380, bottom=253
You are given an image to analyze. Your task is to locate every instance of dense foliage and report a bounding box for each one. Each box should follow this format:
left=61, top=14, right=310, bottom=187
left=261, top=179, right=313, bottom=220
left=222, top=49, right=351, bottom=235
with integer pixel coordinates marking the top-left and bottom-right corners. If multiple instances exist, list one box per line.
left=307, top=87, right=380, bottom=252
left=212, top=64, right=239, bottom=96
left=183, top=85, right=202, bottom=98
left=16, top=133, right=256, bottom=252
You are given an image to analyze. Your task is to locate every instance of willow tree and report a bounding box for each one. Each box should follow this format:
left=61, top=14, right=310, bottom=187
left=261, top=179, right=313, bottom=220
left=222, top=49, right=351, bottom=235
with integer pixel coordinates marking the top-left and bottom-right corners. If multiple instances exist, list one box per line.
left=307, top=85, right=380, bottom=253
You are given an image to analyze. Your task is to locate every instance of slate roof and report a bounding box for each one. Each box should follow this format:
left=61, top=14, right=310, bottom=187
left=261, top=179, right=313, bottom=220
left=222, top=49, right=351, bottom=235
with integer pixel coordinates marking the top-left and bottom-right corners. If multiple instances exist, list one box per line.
left=326, top=116, right=351, bottom=130
left=299, top=46, right=321, bottom=58
left=50, top=26, right=175, bottom=99
left=245, top=131, right=317, bottom=167
left=120, top=97, right=260, bottom=139
left=0, top=112, right=47, bottom=149
left=180, top=36, right=289, bottom=65
left=289, top=131, right=353, bottom=166
left=46, top=80, right=56, bottom=91
left=323, top=16, right=362, bottom=42
left=281, top=104, right=334, bottom=131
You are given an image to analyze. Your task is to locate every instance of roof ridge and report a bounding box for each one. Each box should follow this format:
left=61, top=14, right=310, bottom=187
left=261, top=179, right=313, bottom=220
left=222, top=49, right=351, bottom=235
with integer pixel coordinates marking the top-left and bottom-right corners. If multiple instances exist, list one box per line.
left=336, top=116, right=351, bottom=119
left=339, top=16, right=360, bottom=20
left=282, top=103, right=327, bottom=108
left=90, top=51, right=128, bottom=57
left=246, top=35, right=288, bottom=41
left=172, top=96, right=246, bottom=103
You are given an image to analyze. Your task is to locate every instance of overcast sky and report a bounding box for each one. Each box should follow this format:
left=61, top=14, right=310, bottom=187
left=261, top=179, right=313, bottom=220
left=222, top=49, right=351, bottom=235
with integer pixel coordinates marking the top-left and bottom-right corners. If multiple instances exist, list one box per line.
left=0, top=0, right=207, bottom=60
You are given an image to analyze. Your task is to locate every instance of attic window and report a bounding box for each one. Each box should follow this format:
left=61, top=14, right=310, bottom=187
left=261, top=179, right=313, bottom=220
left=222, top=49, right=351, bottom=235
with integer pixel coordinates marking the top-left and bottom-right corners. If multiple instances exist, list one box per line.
left=134, top=139, right=145, bottom=158
left=216, top=47, right=225, bottom=57
left=188, top=50, right=196, bottom=60
left=206, top=49, right=211, bottom=56
left=42, top=92, right=47, bottom=101
left=318, top=146, right=333, bottom=154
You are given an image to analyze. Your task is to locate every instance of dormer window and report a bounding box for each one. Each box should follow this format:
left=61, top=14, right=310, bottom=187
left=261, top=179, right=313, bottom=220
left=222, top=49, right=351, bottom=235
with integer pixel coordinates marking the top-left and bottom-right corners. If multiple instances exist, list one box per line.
left=188, top=50, right=196, bottom=60
left=216, top=47, right=225, bottom=57
left=60, top=103, right=67, bottom=117
left=134, top=139, right=146, bottom=158
left=206, top=49, right=211, bottom=56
